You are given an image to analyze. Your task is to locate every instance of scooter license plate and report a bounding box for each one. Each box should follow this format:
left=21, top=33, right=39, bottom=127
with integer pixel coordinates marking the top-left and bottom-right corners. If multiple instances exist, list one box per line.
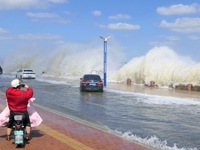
left=15, top=135, right=24, bottom=144
left=14, top=130, right=24, bottom=144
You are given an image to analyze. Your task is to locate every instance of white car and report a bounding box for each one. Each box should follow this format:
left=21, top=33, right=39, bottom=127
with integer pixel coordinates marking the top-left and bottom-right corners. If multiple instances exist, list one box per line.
left=16, top=69, right=36, bottom=79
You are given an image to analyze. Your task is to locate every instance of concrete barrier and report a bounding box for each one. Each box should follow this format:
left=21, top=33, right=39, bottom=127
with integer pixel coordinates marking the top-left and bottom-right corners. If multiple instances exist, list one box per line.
left=150, top=81, right=155, bottom=87
left=127, top=78, right=132, bottom=85
left=187, top=84, right=193, bottom=91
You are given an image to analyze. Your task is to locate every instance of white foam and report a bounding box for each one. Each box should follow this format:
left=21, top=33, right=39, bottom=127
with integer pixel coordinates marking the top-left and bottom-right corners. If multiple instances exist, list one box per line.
left=115, top=130, right=198, bottom=150
left=106, top=88, right=200, bottom=106
left=36, top=78, right=68, bottom=85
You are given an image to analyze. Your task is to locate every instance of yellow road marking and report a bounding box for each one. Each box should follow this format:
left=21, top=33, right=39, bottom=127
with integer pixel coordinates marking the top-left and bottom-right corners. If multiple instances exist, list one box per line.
left=36, top=124, right=94, bottom=150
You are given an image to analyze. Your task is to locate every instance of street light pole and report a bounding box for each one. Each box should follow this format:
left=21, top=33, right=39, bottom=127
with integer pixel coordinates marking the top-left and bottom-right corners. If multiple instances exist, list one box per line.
left=99, top=36, right=111, bottom=87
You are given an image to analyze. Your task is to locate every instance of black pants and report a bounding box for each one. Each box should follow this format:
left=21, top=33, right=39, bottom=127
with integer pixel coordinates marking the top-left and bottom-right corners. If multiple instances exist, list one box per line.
left=7, top=110, right=31, bottom=128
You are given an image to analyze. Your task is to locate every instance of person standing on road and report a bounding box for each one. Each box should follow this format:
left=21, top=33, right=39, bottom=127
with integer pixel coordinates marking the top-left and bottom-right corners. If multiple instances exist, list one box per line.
left=5, top=79, right=33, bottom=141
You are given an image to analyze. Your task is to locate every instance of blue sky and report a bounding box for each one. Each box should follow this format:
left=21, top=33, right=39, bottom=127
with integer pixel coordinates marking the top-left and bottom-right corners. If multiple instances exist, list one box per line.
left=0, top=0, right=200, bottom=62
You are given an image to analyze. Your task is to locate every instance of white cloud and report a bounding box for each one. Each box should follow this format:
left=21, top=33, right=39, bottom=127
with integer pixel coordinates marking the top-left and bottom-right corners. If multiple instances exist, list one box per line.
left=164, top=35, right=180, bottom=41
left=18, top=33, right=62, bottom=39
left=92, top=10, right=102, bottom=16
left=0, top=0, right=67, bottom=9
left=0, top=35, right=12, bottom=40
left=27, top=12, right=59, bottom=18
left=49, top=0, right=66, bottom=3
left=99, top=23, right=140, bottom=30
left=188, top=35, right=200, bottom=40
left=159, top=17, right=200, bottom=33
left=0, top=28, right=12, bottom=40
left=0, top=27, right=8, bottom=33
left=157, top=3, right=200, bottom=15
left=149, top=41, right=175, bottom=47
left=63, top=11, right=71, bottom=15
left=26, top=12, right=70, bottom=23
left=108, top=14, right=131, bottom=20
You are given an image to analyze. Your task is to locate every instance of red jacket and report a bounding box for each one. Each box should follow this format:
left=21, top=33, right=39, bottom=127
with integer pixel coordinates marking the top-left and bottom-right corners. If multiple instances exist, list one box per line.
left=6, top=87, right=33, bottom=112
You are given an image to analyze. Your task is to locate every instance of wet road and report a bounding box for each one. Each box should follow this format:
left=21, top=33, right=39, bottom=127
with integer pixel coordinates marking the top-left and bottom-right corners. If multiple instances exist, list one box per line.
left=1, top=76, right=200, bottom=150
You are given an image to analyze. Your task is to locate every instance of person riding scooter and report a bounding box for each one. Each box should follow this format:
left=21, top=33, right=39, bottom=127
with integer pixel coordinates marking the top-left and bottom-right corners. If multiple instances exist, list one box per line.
left=5, top=79, right=33, bottom=141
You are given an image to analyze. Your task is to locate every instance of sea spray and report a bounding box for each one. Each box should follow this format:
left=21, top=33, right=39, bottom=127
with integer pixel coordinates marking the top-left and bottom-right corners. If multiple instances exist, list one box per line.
left=2, top=44, right=200, bottom=86
left=2, top=41, right=125, bottom=77
left=110, top=46, right=200, bottom=86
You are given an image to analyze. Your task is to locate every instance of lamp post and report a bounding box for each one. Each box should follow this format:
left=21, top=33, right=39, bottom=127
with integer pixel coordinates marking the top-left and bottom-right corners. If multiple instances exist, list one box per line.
left=99, top=36, right=111, bottom=87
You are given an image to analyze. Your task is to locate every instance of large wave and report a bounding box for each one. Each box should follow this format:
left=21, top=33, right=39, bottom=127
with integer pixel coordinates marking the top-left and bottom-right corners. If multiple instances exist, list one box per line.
left=2, top=44, right=200, bottom=86
left=2, top=41, right=125, bottom=78
left=110, top=46, right=200, bottom=86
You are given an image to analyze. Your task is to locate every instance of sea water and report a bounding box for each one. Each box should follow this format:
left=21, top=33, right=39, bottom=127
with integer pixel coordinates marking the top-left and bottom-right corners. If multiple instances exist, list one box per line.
left=0, top=75, right=200, bottom=150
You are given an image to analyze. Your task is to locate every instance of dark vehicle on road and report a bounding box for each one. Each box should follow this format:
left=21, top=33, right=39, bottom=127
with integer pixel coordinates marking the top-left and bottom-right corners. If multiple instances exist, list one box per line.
left=80, top=74, right=103, bottom=92
left=0, top=66, right=2, bottom=74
